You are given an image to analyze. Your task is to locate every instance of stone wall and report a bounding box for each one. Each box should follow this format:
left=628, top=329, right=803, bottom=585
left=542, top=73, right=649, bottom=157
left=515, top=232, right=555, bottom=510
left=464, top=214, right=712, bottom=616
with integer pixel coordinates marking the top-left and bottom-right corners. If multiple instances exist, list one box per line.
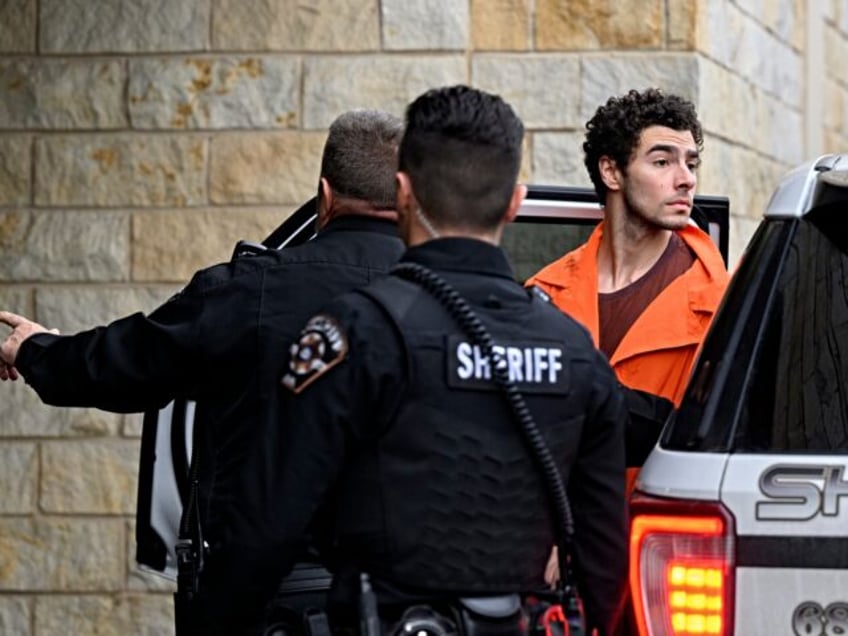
left=0, top=0, right=846, bottom=633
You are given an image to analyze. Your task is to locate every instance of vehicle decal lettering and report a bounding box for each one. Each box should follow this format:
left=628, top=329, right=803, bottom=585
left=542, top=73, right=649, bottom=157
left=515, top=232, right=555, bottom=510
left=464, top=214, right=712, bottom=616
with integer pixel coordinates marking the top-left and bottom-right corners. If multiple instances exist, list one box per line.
left=757, top=464, right=848, bottom=521
left=792, top=601, right=848, bottom=635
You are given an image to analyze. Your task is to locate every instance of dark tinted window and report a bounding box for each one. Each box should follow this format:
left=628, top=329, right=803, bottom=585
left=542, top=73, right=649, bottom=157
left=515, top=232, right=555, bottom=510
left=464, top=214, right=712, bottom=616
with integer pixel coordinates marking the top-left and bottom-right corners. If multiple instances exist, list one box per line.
left=502, top=220, right=595, bottom=283
left=741, top=205, right=848, bottom=451
left=667, top=206, right=848, bottom=453
left=665, top=220, right=790, bottom=451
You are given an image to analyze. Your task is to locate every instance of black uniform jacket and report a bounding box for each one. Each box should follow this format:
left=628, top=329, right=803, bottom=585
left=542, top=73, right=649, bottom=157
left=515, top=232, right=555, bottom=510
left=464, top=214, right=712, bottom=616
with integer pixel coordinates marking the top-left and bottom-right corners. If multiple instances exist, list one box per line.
left=199, top=237, right=629, bottom=634
left=13, top=215, right=404, bottom=583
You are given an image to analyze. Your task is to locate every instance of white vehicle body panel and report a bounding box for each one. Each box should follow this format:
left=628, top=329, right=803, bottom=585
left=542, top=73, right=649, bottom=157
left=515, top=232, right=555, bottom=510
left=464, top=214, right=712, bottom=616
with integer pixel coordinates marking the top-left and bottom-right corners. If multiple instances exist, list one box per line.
left=722, top=454, right=848, bottom=537
left=636, top=447, right=729, bottom=501
left=733, top=568, right=848, bottom=635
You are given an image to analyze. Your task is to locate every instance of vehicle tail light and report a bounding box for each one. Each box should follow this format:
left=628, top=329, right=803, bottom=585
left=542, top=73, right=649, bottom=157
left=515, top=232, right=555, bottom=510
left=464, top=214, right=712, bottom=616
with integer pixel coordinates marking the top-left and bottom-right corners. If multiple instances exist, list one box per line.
left=629, top=494, right=735, bottom=636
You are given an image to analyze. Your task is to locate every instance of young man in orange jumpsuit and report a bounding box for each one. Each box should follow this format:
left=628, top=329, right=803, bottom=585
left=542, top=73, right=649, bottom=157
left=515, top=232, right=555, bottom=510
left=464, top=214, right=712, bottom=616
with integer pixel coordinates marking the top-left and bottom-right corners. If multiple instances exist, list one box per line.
left=527, top=88, right=729, bottom=471
left=527, top=89, right=730, bottom=631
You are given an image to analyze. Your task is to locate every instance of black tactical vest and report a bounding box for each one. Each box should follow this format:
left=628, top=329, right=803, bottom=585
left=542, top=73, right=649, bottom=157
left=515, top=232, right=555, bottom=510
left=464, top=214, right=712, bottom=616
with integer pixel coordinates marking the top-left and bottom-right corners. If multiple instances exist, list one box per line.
left=329, top=273, right=591, bottom=595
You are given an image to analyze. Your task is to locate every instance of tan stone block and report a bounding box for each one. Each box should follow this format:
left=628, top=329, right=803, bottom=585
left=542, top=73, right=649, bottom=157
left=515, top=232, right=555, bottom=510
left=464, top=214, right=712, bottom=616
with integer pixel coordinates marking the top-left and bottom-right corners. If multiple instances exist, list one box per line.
left=2, top=381, right=121, bottom=438
left=303, top=55, right=466, bottom=128
left=698, top=134, right=786, bottom=224
left=0, top=210, right=130, bottom=282
left=696, top=134, right=741, bottom=218
left=0, top=0, right=35, bottom=52
left=697, top=57, right=759, bottom=148
left=0, top=59, right=126, bottom=129
left=122, top=412, right=146, bottom=438
left=382, top=0, right=468, bottom=50
left=728, top=16, right=802, bottom=109
left=35, top=286, right=177, bottom=333
left=757, top=94, right=803, bottom=166
left=0, top=596, right=30, bottom=635
left=210, top=133, right=326, bottom=204
left=531, top=132, right=591, bottom=187
left=728, top=214, right=762, bottom=269
left=126, top=521, right=177, bottom=592
left=825, top=23, right=848, bottom=86
left=698, top=1, right=745, bottom=64
left=0, top=285, right=33, bottom=317
left=472, top=54, right=579, bottom=128
left=824, top=128, right=847, bottom=154
left=519, top=136, right=531, bottom=185
left=41, top=439, right=140, bottom=514
left=35, top=594, right=174, bottom=635
left=472, top=0, right=530, bottom=50
left=823, top=0, right=836, bottom=22
left=0, top=135, right=30, bottom=205
left=135, top=205, right=277, bottom=276
left=762, top=0, right=804, bottom=47
left=40, top=0, right=209, bottom=53
left=0, top=443, right=36, bottom=513
left=35, top=135, right=206, bottom=207
left=536, top=0, right=663, bottom=50
left=0, top=518, right=124, bottom=590
left=213, top=0, right=379, bottom=51
left=668, top=0, right=698, bottom=50
left=579, top=55, right=700, bottom=122
left=129, top=56, right=300, bottom=129
left=132, top=208, right=286, bottom=281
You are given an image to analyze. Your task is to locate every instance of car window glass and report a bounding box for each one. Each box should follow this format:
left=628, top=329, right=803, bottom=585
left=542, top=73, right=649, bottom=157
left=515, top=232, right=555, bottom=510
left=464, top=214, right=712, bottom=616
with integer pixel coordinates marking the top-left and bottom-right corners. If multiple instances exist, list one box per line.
left=665, top=220, right=790, bottom=450
left=502, top=220, right=595, bottom=283
left=741, top=207, right=848, bottom=452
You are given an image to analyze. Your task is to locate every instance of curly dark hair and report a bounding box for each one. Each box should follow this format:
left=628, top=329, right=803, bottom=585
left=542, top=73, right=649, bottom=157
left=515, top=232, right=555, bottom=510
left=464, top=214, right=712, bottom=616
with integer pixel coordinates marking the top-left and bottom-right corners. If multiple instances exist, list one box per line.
left=399, top=85, right=524, bottom=230
left=584, top=88, right=703, bottom=204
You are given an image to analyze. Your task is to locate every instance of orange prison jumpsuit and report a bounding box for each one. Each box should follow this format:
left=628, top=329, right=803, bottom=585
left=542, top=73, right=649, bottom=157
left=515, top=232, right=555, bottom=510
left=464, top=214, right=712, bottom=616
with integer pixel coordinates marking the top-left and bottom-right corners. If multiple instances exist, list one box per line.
left=526, top=222, right=730, bottom=490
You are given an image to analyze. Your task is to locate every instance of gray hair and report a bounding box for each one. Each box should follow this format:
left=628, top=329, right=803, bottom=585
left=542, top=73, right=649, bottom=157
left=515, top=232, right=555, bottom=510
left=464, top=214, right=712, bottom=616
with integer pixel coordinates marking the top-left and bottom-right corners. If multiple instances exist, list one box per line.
left=320, top=109, right=404, bottom=210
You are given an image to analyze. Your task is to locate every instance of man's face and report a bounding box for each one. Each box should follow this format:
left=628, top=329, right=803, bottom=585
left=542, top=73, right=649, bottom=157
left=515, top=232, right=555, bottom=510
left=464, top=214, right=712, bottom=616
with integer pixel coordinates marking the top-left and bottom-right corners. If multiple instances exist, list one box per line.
left=616, top=125, right=700, bottom=231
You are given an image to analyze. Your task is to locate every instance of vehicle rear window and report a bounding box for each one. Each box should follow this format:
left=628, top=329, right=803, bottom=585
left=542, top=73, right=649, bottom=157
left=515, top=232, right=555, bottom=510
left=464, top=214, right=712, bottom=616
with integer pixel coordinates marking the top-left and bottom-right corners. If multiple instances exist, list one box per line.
left=742, top=205, right=848, bottom=452
left=502, top=220, right=595, bottom=283
left=668, top=206, right=848, bottom=453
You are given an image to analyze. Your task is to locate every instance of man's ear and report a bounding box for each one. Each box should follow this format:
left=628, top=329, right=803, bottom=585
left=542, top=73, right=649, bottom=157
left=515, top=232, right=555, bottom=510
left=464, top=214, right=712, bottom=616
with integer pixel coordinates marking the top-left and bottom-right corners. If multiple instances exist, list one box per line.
left=316, top=177, right=334, bottom=229
left=504, top=183, right=527, bottom=223
left=599, top=156, right=622, bottom=192
left=395, top=172, right=416, bottom=215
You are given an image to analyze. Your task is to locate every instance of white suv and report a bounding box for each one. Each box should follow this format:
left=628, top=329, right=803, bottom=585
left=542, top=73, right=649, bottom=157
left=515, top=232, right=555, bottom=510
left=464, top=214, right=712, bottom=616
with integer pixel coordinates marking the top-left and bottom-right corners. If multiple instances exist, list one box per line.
left=631, top=154, right=848, bottom=636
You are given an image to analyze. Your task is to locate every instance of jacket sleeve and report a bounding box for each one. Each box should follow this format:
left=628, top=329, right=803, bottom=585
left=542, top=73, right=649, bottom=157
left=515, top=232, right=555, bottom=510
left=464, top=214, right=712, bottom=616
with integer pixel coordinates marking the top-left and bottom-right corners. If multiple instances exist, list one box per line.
left=14, top=279, right=216, bottom=412
left=191, top=297, right=404, bottom=632
left=567, top=351, right=629, bottom=635
left=621, top=385, right=674, bottom=467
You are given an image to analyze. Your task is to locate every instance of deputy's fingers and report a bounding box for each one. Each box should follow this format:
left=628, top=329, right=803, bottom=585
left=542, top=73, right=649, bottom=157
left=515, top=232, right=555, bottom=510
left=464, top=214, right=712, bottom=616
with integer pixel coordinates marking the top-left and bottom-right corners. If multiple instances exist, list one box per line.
left=0, top=311, right=25, bottom=328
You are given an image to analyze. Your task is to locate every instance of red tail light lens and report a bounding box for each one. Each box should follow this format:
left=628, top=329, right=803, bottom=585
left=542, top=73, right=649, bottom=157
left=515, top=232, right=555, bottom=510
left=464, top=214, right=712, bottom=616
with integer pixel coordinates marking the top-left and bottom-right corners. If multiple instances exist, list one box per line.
left=630, top=495, right=735, bottom=636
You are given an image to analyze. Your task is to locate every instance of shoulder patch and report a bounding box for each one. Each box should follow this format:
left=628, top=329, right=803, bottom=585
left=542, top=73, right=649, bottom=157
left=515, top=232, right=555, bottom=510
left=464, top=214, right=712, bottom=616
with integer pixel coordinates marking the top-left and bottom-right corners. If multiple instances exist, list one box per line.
left=281, top=314, right=349, bottom=394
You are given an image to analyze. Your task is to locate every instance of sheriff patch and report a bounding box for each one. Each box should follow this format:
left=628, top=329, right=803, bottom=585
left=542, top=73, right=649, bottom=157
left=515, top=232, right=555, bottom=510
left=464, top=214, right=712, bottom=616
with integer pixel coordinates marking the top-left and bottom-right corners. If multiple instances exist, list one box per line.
left=446, top=336, right=569, bottom=394
left=281, top=314, right=348, bottom=394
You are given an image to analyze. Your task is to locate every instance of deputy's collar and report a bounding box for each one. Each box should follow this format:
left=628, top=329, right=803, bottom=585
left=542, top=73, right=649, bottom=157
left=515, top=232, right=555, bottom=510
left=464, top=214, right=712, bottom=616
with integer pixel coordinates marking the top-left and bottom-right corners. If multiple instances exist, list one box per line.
left=401, top=238, right=515, bottom=280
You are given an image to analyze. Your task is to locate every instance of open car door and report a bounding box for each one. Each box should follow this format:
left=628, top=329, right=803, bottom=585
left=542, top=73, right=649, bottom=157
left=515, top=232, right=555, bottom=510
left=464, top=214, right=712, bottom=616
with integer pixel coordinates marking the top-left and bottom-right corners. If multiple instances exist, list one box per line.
left=135, top=186, right=730, bottom=580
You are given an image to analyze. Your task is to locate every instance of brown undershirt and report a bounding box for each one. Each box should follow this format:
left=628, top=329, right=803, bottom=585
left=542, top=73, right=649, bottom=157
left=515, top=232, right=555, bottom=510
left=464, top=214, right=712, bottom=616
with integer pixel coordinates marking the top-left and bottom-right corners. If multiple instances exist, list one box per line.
left=598, top=232, right=696, bottom=360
